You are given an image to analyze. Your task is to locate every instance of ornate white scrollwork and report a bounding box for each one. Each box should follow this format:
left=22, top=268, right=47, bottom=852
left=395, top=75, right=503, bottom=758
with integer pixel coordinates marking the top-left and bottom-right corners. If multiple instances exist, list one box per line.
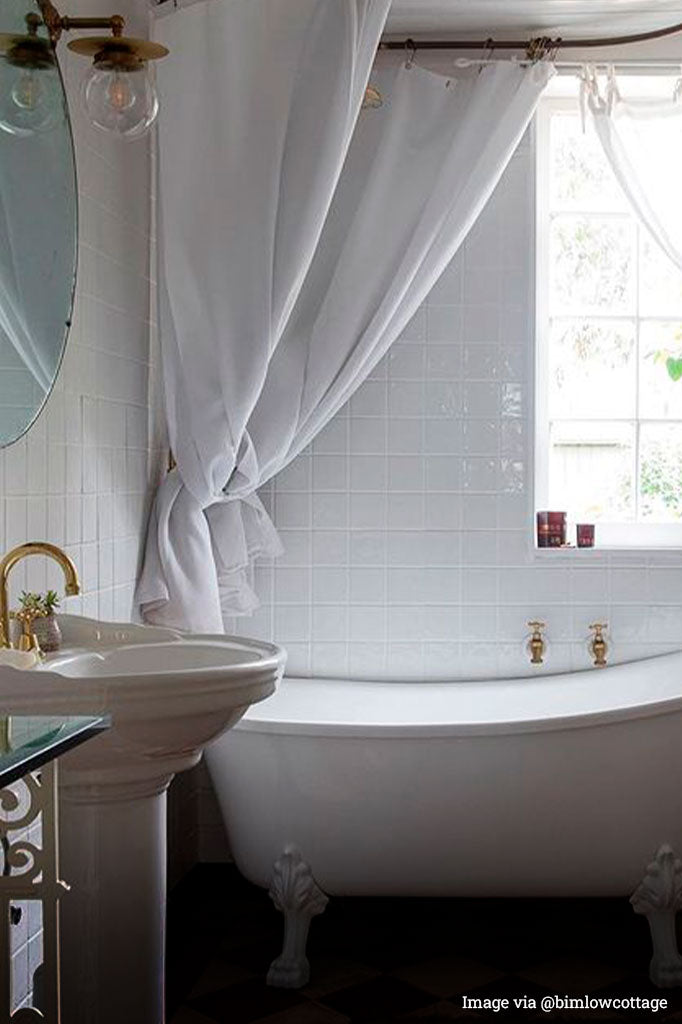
left=631, top=844, right=682, bottom=988
left=0, top=773, right=42, bottom=832
left=0, top=774, right=45, bottom=890
left=267, top=844, right=329, bottom=989
left=0, top=764, right=66, bottom=1023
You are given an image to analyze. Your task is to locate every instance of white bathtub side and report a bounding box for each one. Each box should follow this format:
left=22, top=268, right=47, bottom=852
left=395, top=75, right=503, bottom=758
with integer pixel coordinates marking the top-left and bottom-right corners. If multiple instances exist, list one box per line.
left=206, top=701, right=682, bottom=898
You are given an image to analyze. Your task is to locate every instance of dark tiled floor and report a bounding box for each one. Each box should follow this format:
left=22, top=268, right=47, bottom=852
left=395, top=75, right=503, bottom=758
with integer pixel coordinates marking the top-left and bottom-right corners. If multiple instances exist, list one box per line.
left=166, top=865, right=682, bottom=1023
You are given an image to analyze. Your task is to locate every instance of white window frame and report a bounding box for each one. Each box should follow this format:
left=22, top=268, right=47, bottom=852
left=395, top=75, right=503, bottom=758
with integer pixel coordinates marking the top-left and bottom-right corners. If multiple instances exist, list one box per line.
left=534, top=94, right=682, bottom=550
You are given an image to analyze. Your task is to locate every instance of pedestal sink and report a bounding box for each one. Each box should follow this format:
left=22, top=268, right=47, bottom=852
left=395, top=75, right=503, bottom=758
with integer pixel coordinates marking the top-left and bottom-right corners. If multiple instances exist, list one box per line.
left=0, top=614, right=285, bottom=1024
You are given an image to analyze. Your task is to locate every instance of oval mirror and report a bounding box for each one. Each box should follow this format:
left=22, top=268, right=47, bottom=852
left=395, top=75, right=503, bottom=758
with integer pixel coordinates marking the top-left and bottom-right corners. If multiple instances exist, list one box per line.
left=0, top=0, right=76, bottom=447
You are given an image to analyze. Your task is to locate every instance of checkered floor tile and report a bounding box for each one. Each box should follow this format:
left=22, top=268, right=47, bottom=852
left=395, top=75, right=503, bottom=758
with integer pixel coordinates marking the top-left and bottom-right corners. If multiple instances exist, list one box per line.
left=166, top=866, right=682, bottom=1023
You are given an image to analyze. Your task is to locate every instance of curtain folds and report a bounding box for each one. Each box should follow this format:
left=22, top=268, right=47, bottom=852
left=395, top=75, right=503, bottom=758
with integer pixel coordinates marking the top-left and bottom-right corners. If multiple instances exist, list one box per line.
left=137, top=0, right=552, bottom=630
left=584, top=67, right=682, bottom=272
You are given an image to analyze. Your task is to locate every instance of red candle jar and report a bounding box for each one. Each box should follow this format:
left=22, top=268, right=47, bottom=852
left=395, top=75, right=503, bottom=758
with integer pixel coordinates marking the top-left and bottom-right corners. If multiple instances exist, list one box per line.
left=537, top=511, right=567, bottom=547
left=577, top=523, right=595, bottom=548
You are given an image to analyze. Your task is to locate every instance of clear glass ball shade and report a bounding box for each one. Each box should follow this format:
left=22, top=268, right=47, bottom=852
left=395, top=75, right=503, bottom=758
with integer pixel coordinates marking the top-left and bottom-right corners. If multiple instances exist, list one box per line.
left=0, top=61, right=62, bottom=136
left=82, top=64, right=158, bottom=139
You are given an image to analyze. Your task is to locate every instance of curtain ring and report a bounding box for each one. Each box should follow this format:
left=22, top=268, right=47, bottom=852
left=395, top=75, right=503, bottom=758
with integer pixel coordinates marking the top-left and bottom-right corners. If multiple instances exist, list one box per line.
left=404, top=37, right=416, bottom=69
left=476, top=37, right=494, bottom=73
left=526, top=36, right=555, bottom=62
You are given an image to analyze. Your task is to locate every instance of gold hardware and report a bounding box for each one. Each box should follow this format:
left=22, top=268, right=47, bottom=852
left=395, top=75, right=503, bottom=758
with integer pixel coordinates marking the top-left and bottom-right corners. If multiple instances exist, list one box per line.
left=0, top=13, right=55, bottom=69
left=525, top=36, right=557, bottom=61
left=362, top=84, right=383, bottom=110
left=527, top=620, right=546, bottom=665
left=589, top=622, right=608, bottom=668
left=0, top=542, right=79, bottom=651
left=34, top=0, right=168, bottom=62
left=10, top=607, right=47, bottom=656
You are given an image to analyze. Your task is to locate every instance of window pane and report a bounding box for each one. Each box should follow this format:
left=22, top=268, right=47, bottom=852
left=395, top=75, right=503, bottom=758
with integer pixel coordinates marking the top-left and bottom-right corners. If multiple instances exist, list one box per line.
left=549, top=420, right=634, bottom=521
left=640, top=423, right=682, bottom=521
left=549, top=318, right=635, bottom=419
left=549, top=215, right=635, bottom=315
left=639, top=233, right=682, bottom=317
left=639, top=321, right=682, bottom=419
left=549, top=112, right=627, bottom=212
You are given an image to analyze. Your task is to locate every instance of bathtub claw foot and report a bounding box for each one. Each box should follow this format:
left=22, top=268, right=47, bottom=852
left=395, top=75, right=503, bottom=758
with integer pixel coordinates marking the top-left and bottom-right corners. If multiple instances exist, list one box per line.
left=631, top=845, right=682, bottom=988
left=266, top=845, right=328, bottom=989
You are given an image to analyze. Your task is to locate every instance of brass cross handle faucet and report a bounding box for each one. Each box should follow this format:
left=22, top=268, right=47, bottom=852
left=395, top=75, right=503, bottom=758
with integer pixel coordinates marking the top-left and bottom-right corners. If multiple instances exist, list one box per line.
left=589, top=622, right=608, bottom=668
left=528, top=621, right=546, bottom=665
left=0, top=542, right=80, bottom=649
left=10, top=607, right=47, bottom=655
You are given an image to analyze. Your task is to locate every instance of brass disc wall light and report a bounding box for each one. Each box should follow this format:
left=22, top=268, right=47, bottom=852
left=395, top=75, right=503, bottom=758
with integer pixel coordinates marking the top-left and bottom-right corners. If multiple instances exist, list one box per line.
left=67, top=16, right=169, bottom=139
left=0, top=0, right=169, bottom=139
left=0, top=12, right=59, bottom=135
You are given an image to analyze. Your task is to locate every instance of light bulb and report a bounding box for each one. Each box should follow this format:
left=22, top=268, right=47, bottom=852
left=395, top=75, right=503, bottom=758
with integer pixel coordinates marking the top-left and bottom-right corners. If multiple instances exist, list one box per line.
left=0, top=60, right=61, bottom=136
left=12, top=69, right=44, bottom=109
left=82, top=62, right=158, bottom=140
left=107, top=71, right=134, bottom=112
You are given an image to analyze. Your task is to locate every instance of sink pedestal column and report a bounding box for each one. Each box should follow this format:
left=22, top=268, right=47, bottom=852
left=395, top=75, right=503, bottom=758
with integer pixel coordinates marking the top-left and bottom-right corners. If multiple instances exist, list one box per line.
left=0, top=614, right=284, bottom=1022
left=58, top=768, right=185, bottom=1024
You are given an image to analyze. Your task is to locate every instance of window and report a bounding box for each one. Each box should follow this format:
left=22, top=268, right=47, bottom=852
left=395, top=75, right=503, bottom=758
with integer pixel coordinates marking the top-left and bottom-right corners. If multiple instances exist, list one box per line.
left=536, top=78, right=682, bottom=547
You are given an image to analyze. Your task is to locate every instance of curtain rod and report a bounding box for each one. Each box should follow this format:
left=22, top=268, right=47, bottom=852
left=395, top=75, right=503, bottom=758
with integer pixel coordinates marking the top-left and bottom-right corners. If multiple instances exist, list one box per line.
left=379, top=20, right=682, bottom=56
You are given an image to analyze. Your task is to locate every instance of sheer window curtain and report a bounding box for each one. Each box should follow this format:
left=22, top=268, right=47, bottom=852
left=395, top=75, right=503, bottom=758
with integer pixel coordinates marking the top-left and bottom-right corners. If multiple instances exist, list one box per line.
left=137, top=0, right=552, bottom=631
left=584, top=66, right=682, bottom=271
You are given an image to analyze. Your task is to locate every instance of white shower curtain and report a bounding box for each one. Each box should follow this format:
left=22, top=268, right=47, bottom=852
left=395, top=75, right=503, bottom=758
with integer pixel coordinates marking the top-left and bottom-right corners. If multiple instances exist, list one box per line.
left=137, top=0, right=552, bottom=631
left=584, top=67, right=682, bottom=272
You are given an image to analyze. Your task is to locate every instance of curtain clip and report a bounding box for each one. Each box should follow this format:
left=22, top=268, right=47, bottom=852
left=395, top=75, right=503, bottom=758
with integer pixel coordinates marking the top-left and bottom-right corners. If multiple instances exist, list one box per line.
left=404, top=37, right=416, bottom=69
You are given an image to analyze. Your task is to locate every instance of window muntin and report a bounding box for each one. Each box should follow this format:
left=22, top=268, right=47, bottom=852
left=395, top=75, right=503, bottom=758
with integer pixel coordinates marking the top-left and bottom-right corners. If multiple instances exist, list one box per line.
left=536, top=86, right=682, bottom=544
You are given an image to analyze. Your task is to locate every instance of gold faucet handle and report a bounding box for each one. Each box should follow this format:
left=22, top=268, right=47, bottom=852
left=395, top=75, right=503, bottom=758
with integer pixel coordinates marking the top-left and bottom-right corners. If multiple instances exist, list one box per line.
left=527, top=620, right=545, bottom=634
left=10, top=607, right=46, bottom=654
left=589, top=622, right=608, bottom=636
left=11, top=607, right=47, bottom=624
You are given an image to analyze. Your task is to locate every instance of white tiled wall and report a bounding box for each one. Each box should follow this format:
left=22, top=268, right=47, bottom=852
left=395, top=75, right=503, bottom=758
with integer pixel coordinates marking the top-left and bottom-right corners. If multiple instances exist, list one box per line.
left=6, top=0, right=163, bottom=1007
left=0, top=0, right=163, bottom=618
left=228, top=126, right=682, bottom=682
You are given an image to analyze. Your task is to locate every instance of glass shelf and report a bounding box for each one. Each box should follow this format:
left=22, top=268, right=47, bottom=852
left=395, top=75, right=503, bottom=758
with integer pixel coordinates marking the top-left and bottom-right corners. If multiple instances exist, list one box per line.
left=0, top=715, right=110, bottom=788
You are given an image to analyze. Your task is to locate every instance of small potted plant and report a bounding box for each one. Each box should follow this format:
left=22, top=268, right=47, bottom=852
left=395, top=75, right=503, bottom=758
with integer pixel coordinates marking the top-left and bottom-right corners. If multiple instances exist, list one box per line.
left=37, top=590, right=62, bottom=652
left=13, top=590, right=63, bottom=653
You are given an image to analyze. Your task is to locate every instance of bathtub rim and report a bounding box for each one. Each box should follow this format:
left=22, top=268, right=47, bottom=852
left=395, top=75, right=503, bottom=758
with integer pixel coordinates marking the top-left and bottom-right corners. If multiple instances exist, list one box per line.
left=229, top=647, right=682, bottom=739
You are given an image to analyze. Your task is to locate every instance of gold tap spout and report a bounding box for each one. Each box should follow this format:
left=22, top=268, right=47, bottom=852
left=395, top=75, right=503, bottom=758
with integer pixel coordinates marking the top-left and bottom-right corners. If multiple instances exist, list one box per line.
left=528, top=620, right=546, bottom=665
left=589, top=622, right=608, bottom=668
left=0, top=542, right=80, bottom=649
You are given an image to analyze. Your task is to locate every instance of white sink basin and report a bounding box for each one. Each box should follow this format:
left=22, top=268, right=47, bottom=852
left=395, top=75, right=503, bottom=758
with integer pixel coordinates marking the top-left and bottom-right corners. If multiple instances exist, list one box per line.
left=2, top=613, right=284, bottom=782
left=51, top=641, right=264, bottom=675
left=0, top=613, right=285, bottom=1024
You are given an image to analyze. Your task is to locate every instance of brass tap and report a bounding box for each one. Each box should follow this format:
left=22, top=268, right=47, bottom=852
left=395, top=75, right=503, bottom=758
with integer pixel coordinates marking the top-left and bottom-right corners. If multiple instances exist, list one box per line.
left=0, top=542, right=80, bottom=649
left=11, top=607, right=46, bottom=656
left=589, top=622, right=608, bottom=668
left=528, top=621, right=546, bottom=665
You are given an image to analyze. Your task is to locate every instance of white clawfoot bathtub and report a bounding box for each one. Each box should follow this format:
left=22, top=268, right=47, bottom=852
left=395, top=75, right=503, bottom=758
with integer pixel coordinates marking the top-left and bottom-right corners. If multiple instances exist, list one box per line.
left=206, top=653, right=682, bottom=986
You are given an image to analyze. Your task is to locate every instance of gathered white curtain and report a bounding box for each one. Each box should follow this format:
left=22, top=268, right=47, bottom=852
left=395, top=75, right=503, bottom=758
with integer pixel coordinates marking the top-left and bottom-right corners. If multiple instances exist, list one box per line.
left=584, top=67, right=682, bottom=272
left=137, top=0, right=552, bottom=631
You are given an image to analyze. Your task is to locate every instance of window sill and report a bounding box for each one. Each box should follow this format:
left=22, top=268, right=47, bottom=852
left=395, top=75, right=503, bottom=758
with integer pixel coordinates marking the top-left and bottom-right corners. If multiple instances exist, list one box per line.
left=532, top=544, right=682, bottom=563
left=531, top=522, right=682, bottom=553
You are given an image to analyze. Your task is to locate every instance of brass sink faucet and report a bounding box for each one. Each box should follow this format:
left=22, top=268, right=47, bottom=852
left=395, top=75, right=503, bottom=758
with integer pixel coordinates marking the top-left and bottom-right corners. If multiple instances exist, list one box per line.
left=589, top=622, right=608, bottom=668
left=527, top=621, right=546, bottom=665
left=0, top=542, right=80, bottom=649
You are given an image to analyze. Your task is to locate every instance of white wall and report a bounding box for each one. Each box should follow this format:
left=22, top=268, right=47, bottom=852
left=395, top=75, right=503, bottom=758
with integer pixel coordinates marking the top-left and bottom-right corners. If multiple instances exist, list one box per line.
left=7, top=0, right=163, bottom=1006
left=227, top=125, right=682, bottom=683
